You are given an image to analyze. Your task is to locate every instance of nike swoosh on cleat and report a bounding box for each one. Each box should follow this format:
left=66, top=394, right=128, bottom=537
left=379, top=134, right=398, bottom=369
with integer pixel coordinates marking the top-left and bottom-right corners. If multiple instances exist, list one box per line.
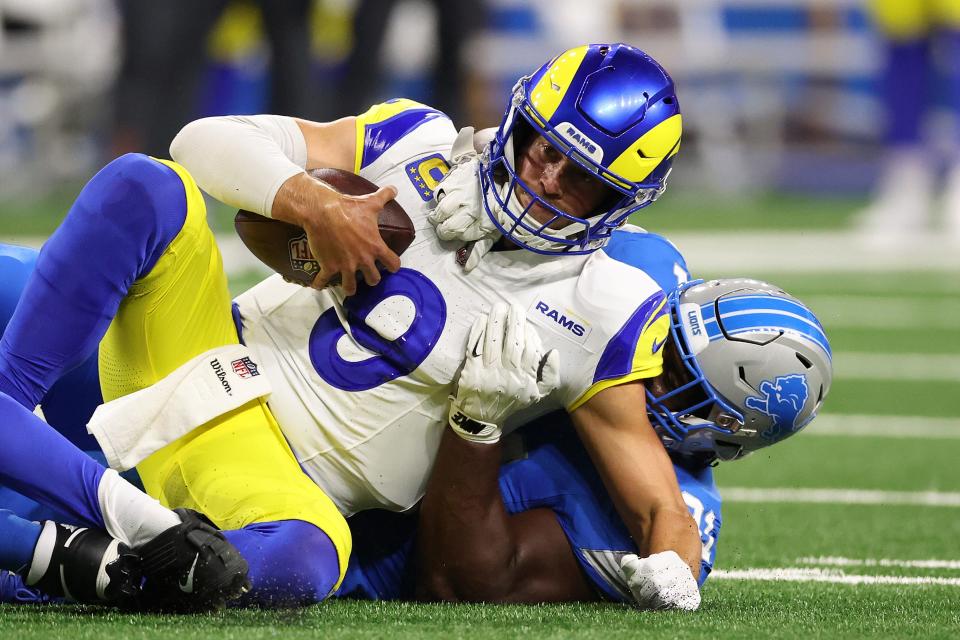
left=178, top=555, right=198, bottom=593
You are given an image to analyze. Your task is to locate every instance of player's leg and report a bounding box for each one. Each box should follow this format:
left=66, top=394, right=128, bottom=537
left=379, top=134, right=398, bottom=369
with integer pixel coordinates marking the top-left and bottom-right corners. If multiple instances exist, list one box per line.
left=858, top=0, right=935, bottom=240
left=0, top=156, right=247, bottom=608
left=0, top=510, right=41, bottom=577
left=136, top=398, right=351, bottom=607
left=0, top=496, right=140, bottom=605
left=934, top=0, right=960, bottom=237
left=87, top=162, right=346, bottom=607
left=0, top=157, right=183, bottom=540
left=868, top=0, right=931, bottom=147
left=0, top=245, right=145, bottom=605
left=0, top=390, right=184, bottom=608
left=0, top=154, right=190, bottom=410
left=0, top=243, right=101, bottom=450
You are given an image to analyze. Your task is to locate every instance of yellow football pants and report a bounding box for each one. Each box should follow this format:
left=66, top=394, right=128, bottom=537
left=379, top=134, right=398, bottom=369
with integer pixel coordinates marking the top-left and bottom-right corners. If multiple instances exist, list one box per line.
left=97, top=157, right=351, bottom=589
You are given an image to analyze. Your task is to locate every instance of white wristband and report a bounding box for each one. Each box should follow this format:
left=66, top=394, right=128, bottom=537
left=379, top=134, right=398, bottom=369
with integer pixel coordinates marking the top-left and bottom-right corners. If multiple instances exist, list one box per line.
left=169, top=114, right=308, bottom=218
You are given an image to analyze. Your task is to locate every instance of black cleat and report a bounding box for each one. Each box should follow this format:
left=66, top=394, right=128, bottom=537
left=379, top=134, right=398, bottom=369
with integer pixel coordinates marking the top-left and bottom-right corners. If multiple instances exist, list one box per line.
left=22, top=521, right=141, bottom=605
left=138, top=508, right=250, bottom=612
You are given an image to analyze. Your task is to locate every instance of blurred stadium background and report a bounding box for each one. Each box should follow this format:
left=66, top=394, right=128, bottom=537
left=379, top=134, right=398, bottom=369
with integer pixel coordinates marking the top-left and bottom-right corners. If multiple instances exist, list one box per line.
left=1, top=0, right=958, bottom=198
left=0, top=0, right=958, bottom=636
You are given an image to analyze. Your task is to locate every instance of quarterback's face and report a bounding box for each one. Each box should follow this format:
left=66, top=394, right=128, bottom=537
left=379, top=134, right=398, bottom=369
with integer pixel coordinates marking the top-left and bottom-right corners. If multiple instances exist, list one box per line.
left=514, top=135, right=613, bottom=228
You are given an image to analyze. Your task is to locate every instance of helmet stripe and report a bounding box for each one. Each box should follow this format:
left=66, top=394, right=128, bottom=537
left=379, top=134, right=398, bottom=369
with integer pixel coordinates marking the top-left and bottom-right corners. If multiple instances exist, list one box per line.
left=708, top=311, right=832, bottom=359
left=717, top=295, right=826, bottom=332
left=606, top=114, right=683, bottom=183
left=527, top=45, right=590, bottom=122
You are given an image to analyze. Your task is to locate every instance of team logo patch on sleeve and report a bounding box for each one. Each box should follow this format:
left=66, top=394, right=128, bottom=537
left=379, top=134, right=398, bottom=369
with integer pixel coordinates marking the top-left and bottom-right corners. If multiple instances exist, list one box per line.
left=406, top=153, right=450, bottom=201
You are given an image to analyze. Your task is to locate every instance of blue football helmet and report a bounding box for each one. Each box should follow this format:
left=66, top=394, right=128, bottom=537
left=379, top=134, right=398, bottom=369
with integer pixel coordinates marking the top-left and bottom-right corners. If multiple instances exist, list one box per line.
left=647, top=279, right=833, bottom=463
left=479, top=43, right=682, bottom=255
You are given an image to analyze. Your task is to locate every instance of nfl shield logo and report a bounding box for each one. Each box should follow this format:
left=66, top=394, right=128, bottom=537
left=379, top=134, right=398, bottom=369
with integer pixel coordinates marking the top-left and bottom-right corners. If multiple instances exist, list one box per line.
left=231, top=357, right=260, bottom=379
left=289, top=234, right=320, bottom=275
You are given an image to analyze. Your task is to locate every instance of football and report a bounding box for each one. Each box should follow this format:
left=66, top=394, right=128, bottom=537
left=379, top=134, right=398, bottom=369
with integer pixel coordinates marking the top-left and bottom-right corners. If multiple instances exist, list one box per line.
left=234, top=168, right=415, bottom=286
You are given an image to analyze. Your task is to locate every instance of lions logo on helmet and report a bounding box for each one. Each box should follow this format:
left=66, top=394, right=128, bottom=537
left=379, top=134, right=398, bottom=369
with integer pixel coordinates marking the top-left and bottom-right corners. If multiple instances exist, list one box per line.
left=746, top=374, right=811, bottom=441
left=646, top=279, right=832, bottom=463
left=480, top=43, right=682, bottom=254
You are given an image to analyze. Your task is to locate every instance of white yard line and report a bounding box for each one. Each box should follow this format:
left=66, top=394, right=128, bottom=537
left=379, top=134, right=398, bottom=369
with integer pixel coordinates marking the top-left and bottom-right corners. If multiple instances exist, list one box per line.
left=806, top=414, right=960, bottom=439
left=711, top=567, right=960, bottom=586
left=797, top=557, right=960, bottom=570
left=833, top=352, right=960, bottom=382
left=722, top=487, right=960, bottom=507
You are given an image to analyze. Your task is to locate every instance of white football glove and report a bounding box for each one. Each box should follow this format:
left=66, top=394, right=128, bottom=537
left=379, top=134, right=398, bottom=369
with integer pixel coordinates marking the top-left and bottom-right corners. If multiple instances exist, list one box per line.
left=428, top=126, right=501, bottom=272
left=620, top=551, right=701, bottom=611
left=448, top=302, right=560, bottom=444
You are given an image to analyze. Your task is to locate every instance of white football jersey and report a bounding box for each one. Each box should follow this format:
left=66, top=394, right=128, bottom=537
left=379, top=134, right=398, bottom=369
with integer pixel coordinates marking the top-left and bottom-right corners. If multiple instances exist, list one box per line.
left=234, top=100, right=670, bottom=515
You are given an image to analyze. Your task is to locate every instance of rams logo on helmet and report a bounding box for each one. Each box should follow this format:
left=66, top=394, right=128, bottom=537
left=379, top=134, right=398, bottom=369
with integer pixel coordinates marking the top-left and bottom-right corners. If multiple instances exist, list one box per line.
left=746, top=374, right=809, bottom=442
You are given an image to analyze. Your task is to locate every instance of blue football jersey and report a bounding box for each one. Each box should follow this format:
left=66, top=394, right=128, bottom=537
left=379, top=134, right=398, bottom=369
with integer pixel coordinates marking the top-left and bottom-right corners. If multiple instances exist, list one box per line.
left=498, top=421, right=720, bottom=600
left=601, top=225, right=690, bottom=293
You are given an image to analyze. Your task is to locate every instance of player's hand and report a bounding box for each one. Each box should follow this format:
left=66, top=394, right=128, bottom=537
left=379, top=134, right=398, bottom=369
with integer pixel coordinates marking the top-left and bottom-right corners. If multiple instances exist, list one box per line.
left=276, top=173, right=401, bottom=296
left=429, top=127, right=500, bottom=272
left=448, top=302, right=560, bottom=444
left=619, top=551, right=701, bottom=611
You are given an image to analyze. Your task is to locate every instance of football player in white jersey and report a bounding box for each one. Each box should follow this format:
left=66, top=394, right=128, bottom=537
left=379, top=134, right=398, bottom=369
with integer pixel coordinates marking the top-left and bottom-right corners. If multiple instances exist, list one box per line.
left=170, top=42, right=701, bottom=601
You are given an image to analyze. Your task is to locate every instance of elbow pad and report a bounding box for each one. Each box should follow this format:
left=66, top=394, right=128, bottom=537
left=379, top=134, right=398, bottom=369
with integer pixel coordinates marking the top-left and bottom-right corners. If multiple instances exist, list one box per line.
left=169, top=115, right=308, bottom=217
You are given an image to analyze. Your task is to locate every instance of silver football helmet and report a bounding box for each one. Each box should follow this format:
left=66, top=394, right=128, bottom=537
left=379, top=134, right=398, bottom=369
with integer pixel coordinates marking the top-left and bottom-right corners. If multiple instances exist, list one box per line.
left=647, top=279, right=832, bottom=463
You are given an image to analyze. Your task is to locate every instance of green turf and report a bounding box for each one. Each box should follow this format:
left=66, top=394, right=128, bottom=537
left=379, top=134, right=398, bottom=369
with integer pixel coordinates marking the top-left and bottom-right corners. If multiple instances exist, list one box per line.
left=825, top=327, right=960, bottom=354
left=715, top=435, right=960, bottom=492
left=2, top=590, right=958, bottom=640
left=823, top=379, right=960, bottom=417
left=719, top=501, right=960, bottom=567
left=630, top=192, right=864, bottom=233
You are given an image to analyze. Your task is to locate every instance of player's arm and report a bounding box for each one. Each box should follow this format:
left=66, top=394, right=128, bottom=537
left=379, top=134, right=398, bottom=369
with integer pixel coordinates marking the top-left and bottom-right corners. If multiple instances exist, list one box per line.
left=416, top=304, right=592, bottom=602
left=170, top=115, right=399, bottom=294
left=570, top=383, right=703, bottom=609
left=416, top=429, right=596, bottom=603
